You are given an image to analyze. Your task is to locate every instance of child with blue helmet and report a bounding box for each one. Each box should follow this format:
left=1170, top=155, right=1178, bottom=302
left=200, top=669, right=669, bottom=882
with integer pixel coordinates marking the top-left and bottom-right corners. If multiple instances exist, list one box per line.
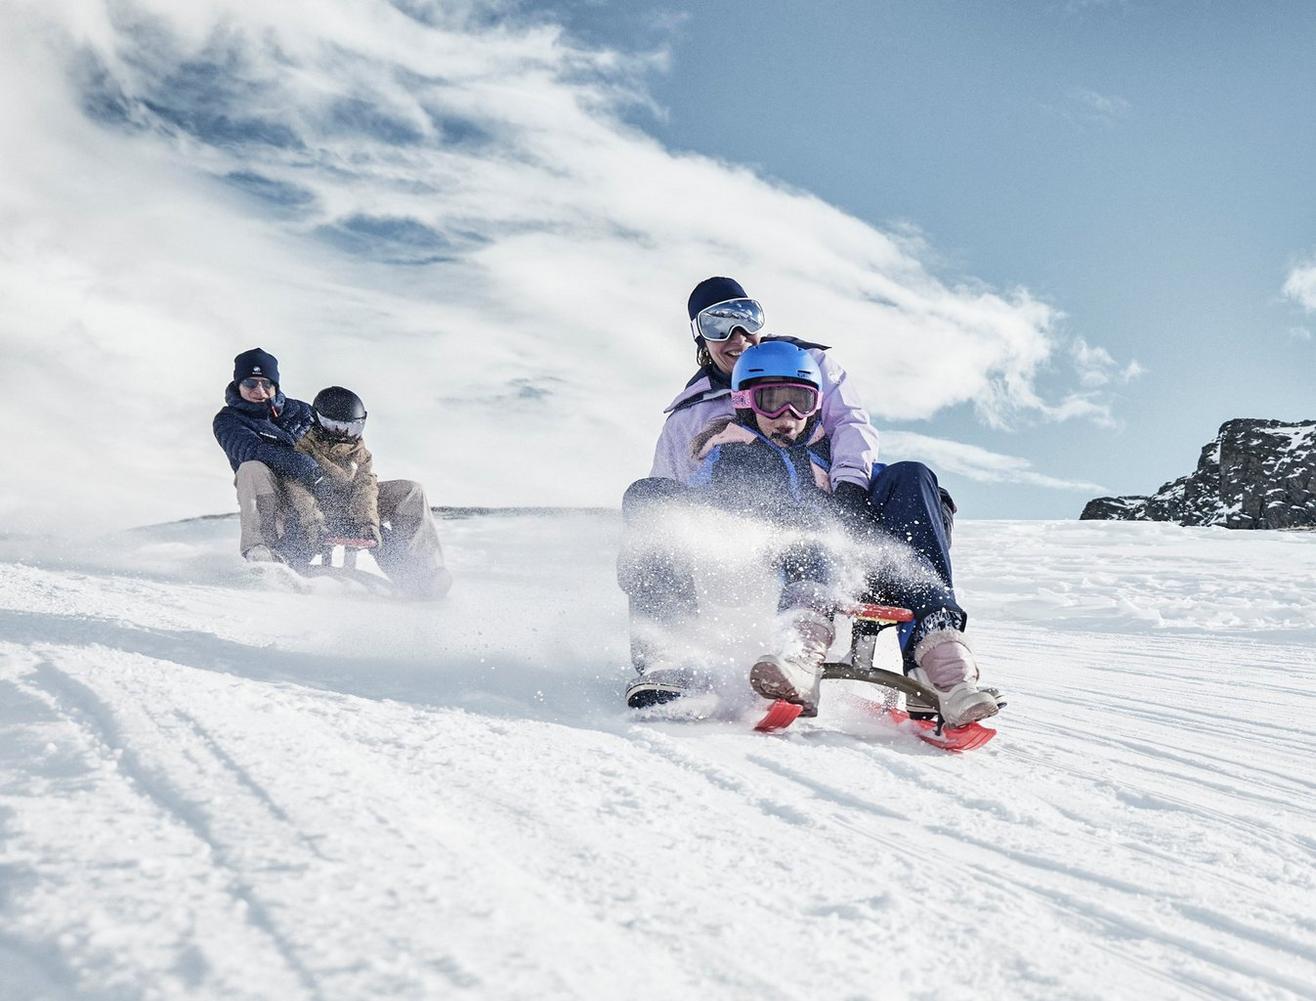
left=624, top=341, right=999, bottom=728
left=689, top=341, right=838, bottom=716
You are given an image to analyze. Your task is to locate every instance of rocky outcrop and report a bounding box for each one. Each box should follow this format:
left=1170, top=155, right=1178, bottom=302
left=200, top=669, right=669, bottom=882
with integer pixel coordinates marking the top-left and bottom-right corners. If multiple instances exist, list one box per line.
left=1080, top=419, right=1316, bottom=529
left=1079, top=495, right=1151, bottom=521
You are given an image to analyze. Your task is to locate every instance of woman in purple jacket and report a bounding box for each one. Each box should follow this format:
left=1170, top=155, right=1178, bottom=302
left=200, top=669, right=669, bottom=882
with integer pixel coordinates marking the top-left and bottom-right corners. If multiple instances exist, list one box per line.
left=620, top=277, right=961, bottom=710
left=649, top=276, right=880, bottom=503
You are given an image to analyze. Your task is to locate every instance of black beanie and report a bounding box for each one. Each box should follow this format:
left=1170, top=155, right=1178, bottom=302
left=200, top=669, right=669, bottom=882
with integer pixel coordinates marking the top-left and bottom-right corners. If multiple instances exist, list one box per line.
left=687, top=276, right=749, bottom=320
left=233, top=347, right=280, bottom=386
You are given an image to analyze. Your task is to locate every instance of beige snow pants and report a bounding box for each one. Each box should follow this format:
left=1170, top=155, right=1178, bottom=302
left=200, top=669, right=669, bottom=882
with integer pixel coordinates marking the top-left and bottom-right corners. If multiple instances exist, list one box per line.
left=235, top=461, right=450, bottom=596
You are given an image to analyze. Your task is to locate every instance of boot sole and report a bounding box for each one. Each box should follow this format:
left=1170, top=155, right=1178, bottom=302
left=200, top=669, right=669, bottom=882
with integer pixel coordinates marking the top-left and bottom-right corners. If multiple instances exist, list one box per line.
left=945, top=699, right=1000, bottom=729
left=626, top=682, right=685, bottom=709
left=750, top=660, right=819, bottom=717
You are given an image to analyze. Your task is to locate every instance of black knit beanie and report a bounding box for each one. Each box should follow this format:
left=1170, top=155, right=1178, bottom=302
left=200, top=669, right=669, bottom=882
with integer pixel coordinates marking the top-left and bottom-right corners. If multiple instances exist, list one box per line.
left=687, top=276, right=749, bottom=320
left=233, top=347, right=280, bottom=386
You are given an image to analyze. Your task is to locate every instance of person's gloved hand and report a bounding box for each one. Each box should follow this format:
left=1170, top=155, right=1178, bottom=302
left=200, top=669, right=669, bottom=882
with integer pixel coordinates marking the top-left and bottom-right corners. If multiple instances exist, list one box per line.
left=939, top=486, right=957, bottom=545
left=291, top=452, right=322, bottom=486
left=831, top=480, right=873, bottom=532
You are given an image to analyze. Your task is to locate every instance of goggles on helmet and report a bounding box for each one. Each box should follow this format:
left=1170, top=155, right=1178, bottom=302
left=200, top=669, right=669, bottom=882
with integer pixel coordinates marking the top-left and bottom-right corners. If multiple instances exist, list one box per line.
left=316, top=414, right=366, bottom=440
left=731, top=380, right=821, bottom=420
left=692, top=298, right=765, bottom=342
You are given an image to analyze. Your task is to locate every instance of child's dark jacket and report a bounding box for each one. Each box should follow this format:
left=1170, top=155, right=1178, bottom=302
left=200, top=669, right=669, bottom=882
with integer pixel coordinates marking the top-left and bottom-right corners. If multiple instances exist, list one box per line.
left=689, top=417, right=833, bottom=528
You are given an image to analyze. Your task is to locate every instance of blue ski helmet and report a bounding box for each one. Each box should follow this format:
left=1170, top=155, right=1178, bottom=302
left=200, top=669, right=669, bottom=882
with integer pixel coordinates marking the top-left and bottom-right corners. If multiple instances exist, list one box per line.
left=731, top=340, right=822, bottom=390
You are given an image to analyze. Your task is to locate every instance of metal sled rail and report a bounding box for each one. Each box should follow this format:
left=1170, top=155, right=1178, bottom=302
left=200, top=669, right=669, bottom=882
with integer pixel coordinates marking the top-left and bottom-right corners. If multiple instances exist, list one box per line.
left=820, top=663, right=941, bottom=704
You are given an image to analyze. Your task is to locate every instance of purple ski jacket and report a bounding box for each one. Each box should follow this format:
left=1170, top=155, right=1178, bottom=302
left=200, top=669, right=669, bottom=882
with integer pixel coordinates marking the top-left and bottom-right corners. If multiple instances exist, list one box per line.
left=648, top=341, right=880, bottom=490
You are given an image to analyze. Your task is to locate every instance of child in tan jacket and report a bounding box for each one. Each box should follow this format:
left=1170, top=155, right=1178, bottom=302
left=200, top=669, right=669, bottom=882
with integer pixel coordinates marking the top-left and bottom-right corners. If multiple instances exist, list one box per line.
left=286, top=386, right=380, bottom=550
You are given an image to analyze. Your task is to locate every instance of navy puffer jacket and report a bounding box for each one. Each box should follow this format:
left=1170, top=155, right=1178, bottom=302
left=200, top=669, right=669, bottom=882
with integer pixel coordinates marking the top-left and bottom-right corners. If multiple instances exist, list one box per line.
left=213, top=383, right=319, bottom=482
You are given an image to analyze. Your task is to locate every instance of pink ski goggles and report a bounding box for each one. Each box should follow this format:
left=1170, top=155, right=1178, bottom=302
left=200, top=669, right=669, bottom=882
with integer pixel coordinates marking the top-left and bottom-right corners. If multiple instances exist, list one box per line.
left=731, top=381, right=821, bottom=420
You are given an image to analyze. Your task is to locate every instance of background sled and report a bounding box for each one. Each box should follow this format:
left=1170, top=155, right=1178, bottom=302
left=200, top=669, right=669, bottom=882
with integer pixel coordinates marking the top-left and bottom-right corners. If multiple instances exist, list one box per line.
left=300, top=537, right=396, bottom=595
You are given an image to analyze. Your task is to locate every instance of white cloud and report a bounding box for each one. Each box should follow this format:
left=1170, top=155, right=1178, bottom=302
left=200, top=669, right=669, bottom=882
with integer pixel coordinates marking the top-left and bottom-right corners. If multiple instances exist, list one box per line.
left=1070, top=87, right=1130, bottom=125
left=0, top=0, right=1127, bottom=529
left=1073, top=339, right=1118, bottom=387
left=880, top=432, right=1107, bottom=493
left=1043, top=87, right=1130, bottom=129
left=1283, top=260, right=1316, bottom=313
left=1287, top=326, right=1313, bottom=342
left=1072, top=337, right=1144, bottom=389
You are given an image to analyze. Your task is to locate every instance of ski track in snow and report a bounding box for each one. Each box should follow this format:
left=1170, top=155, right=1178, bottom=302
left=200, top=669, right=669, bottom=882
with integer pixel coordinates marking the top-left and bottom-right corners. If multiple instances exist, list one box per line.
left=1, top=514, right=1315, bottom=1001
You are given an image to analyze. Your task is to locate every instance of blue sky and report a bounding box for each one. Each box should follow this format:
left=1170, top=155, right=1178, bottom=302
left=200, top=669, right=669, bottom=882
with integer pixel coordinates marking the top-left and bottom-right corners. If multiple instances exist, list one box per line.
left=553, top=0, right=1316, bottom=516
left=1, top=0, right=1312, bottom=526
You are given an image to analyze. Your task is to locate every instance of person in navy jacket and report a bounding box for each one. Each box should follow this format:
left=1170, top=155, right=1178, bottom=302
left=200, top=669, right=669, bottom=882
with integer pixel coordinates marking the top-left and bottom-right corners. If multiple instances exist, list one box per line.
left=212, top=347, right=320, bottom=563
left=213, top=349, right=452, bottom=598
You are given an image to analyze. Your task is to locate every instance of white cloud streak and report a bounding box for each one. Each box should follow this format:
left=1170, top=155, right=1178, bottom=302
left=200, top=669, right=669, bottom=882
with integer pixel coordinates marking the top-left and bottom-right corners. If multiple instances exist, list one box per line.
left=1072, top=337, right=1144, bottom=390
left=1069, top=87, right=1130, bottom=126
left=1, top=0, right=1127, bottom=529
left=1283, top=260, right=1316, bottom=313
left=1042, top=87, right=1130, bottom=129
left=880, top=432, right=1107, bottom=493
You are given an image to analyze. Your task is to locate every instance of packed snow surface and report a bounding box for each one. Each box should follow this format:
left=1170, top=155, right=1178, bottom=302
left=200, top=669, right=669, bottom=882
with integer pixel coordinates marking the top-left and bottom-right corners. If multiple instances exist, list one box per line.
left=2, top=513, right=1315, bottom=1001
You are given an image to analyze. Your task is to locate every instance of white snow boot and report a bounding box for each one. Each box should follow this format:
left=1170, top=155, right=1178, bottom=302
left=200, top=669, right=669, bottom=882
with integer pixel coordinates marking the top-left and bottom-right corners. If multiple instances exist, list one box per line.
left=626, top=666, right=710, bottom=708
left=911, top=630, right=999, bottom=728
left=750, top=609, right=835, bottom=717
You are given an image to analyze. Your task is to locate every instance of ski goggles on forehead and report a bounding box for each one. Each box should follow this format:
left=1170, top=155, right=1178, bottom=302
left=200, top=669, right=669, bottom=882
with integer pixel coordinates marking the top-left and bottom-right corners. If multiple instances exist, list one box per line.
left=317, top=415, right=366, bottom=439
left=731, top=381, right=821, bottom=420
left=692, top=297, right=765, bottom=342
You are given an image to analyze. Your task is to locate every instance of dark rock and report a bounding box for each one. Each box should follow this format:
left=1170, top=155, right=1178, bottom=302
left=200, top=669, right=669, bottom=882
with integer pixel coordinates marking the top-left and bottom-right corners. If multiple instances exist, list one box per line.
left=1080, top=419, right=1316, bottom=529
left=1079, top=496, right=1150, bottom=521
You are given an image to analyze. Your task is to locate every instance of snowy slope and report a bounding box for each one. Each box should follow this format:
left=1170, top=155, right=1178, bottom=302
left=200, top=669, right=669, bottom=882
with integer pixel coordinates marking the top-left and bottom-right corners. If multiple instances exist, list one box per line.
left=2, top=513, right=1315, bottom=1001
